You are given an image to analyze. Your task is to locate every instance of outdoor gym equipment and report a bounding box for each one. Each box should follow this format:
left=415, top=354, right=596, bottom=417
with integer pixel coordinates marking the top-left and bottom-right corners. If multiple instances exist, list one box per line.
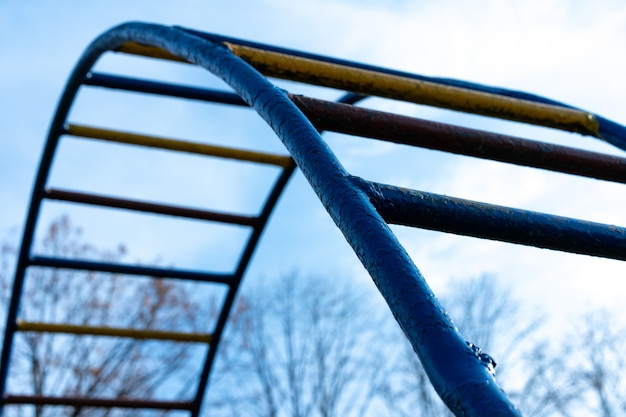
left=2, top=22, right=626, bottom=416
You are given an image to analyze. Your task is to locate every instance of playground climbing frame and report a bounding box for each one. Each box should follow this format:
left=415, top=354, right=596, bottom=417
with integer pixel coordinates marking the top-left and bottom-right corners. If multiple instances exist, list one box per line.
left=2, top=22, right=626, bottom=416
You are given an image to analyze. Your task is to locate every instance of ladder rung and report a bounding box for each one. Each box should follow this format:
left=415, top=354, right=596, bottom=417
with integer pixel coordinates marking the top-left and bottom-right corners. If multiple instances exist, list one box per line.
left=359, top=178, right=626, bottom=260
left=291, top=95, right=626, bottom=184
left=16, top=321, right=212, bottom=343
left=44, top=188, right=259, bottom=227
left=116, top=41, right=189, bottom=64
left=227, top=43, right=600, bottom=136
left=28, top=256, right=233, bottom=284
left=3, top=394, right=195, bottom=410
left=64, top=123, right=293, bottom=167
left=84, top=72, right=248, bottom=106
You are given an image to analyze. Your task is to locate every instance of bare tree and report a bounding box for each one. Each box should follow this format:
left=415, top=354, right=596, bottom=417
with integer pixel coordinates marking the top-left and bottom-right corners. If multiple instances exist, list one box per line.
left=191, top=268, right=626, bottom=417
left=207, top=272, right=392, bottom=417
left=380, top=274, right=544, bottom=417
left=8, top=219, right=625, bottom=417
left=508, top=339, right=582, bottom=417
left=550, top=310, right=626, bottom=417
left=0, top=216, right=210, bottom=417
left=505, top=308, right=626, bottom=417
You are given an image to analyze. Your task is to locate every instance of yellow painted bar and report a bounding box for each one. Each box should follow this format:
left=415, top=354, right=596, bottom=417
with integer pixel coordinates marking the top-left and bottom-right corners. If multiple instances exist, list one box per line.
left=17, top=321, right=212, bottom=343
left=116, top=42, right=190, bottom=63
left=65, top=124, right=292, bottom=167
left=227, top=43, right=600, bottom=136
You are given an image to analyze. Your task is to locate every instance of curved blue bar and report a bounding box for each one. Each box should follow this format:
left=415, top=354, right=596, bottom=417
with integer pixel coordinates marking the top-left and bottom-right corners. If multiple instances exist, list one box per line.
left=82, top=22, right=521, bottom=416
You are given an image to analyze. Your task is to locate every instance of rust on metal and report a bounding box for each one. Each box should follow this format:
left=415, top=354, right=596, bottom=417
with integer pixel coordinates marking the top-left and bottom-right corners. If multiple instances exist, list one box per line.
left=291, top=95, right=626, bottom=184
left=229, top=43, right=599, bottom=135
left=3, top=394, right=195, bottom=410
left=44, top=188, right=259, bottom=227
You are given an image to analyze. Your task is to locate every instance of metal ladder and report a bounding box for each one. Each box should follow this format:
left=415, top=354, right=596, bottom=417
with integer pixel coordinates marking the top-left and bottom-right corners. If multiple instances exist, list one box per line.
left=2, top=22, right=626, bottom=416
left=0, top=25, right=298, bottom=415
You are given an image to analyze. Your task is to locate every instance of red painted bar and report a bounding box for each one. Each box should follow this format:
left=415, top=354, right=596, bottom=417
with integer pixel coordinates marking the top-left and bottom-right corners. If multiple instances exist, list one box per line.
left=45, top=188, right=259, bottom=227
left=291, top=95, right=626, bottom=184
left=3, top=394, right=194, bottom=410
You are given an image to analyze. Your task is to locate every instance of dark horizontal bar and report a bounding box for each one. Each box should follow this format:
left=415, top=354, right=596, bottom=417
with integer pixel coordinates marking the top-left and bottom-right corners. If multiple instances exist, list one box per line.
left=29, top=256, right=232, bottom=284
left=336, top=92, right=368, bottom=105
left=84, top=72, right=248, bottom=106
left=16, top=321, right=212, bottom=343
left=44, top=188, right=259, bottom=227
left=3, top=394, right=194, bottom=410
left=356, top=178, right=626, bottom=260
left=291, top=95, right=626, bottom=184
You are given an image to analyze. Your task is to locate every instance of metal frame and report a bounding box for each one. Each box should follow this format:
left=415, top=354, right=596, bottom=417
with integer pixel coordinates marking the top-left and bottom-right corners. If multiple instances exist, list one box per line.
left=2, top=21, right=625, bottom=417
left=0, top=23, right=297, bottom=416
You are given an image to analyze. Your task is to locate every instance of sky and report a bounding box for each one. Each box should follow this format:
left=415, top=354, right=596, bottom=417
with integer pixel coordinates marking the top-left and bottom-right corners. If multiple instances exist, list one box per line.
left=2, top=0, right=626, bottom=346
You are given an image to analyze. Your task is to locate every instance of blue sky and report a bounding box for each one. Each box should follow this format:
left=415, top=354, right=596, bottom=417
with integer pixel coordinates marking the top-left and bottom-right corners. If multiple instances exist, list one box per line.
left=2, top=0, right=626, bottom=333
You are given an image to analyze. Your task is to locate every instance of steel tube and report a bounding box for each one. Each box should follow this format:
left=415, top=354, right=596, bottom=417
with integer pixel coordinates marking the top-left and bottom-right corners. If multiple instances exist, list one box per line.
left=45, top=188, right=259, bottom=227
left=227, top=43, right=598, bottom=136
left=16, top=321, right=212, bottom=343
left=84, top=72, right=248, bottom=106
left=292, top=95, right=626, bottom=184
left=3, top=395, right=194, bottom=410
left=65, top=124, right=291, bottom=167
left=180, top=26, right=626, bottom=151
left=28, top=256, right=233, bottom=284
left=358, top=178, right=626, bottom=260
left=111, top=24, right=520, bottom=416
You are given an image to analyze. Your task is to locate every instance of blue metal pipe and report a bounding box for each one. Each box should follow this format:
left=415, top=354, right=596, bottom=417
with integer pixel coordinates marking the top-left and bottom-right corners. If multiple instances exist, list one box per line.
left=84, top=72, right=247, bottom=106
left=291, top=94, right=626, bottom=184
left=84, top=22, right=522, bottom=416
left=359, top=178, right=626, bottom=260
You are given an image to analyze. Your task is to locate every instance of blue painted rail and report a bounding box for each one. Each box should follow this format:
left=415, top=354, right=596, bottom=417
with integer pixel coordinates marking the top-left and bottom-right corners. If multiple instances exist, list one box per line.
left=2, top=22, right=625, bottom=417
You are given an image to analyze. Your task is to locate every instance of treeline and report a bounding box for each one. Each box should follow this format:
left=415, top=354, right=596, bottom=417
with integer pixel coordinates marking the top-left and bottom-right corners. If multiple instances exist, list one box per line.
left=1, top=217, right=624, bottom=417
